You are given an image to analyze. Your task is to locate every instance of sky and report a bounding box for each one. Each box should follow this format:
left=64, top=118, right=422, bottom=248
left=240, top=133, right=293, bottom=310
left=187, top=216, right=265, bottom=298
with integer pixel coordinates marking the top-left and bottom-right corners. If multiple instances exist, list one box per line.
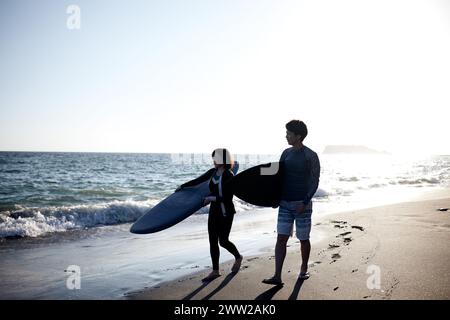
left=1, top=0, right=449, bottom=155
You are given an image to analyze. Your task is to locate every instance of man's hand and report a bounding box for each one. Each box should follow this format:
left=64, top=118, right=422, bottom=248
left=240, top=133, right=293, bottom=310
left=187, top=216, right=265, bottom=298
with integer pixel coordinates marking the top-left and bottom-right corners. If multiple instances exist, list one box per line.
left=296, top=203, right=306, bottom=214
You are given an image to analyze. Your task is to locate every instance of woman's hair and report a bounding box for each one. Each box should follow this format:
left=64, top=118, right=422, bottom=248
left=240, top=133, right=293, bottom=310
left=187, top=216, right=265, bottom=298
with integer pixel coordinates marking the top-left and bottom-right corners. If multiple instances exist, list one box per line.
left=286, top=120, right=308, bottom=141
left=211, top=148, right=234, bottom=170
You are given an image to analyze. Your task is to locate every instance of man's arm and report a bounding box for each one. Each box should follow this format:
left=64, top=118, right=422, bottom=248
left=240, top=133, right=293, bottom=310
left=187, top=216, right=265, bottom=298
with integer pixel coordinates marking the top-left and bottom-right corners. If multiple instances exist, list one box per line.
left=279, top=148, right=290, bottom=162
left=302, top=152, right=320, bottom=205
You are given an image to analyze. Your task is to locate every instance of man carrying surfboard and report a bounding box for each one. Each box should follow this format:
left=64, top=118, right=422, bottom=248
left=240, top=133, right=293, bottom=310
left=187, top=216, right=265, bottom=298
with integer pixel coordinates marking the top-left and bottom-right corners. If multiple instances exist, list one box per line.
left=263, top=120, right=320, bottom=285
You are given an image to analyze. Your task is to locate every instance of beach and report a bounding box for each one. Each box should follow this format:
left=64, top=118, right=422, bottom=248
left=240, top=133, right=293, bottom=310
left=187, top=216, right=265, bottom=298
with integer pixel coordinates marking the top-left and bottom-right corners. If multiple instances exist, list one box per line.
left=1, top=152, right=449, bottom=300
left=128, top=194, right=450, bottom=300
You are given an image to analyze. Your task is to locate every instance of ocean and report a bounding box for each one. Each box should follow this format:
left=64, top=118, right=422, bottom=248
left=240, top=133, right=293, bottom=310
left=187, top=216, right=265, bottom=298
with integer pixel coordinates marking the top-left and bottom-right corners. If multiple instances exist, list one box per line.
left=1, top=152, right=448, bottom=239
left=0, top=151, right=449, bottom=299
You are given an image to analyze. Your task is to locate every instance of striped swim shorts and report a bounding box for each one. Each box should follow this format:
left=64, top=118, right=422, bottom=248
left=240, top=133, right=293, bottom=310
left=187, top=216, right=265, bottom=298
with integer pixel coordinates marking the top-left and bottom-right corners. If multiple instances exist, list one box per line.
left=277, top=200, right=313, bottom=240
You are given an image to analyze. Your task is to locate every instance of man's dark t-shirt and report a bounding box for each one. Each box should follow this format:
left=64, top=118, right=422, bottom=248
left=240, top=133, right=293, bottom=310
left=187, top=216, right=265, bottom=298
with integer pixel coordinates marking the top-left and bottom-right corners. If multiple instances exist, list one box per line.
left=280, top=146, right=320, bottom=205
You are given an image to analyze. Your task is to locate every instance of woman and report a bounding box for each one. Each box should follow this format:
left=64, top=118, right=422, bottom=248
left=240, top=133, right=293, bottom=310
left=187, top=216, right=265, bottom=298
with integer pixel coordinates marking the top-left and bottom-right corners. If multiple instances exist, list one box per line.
left=176, top=148, right=243, bottom=282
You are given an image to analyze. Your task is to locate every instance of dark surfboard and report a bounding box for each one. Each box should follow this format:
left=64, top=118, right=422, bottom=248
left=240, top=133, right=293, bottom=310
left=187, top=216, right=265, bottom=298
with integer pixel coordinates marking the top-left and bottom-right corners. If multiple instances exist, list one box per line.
left=228, top=162, right=284, bottom=207
left=130, top=162, right=239, bottom=234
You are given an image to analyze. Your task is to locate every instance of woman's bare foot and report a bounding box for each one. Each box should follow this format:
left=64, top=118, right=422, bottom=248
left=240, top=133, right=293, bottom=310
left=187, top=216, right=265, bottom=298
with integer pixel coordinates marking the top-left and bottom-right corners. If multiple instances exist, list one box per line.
left=202, top=270, right=221, bottom=282
left=231, top=255, right=243, bottom=273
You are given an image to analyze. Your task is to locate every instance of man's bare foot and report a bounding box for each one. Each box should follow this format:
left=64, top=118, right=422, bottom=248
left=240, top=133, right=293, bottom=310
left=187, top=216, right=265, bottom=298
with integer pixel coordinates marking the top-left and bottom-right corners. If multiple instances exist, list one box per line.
left=299, top=271, right=310, bottom=280
left=202, top=270, right=221, bottom=282
left=231, top=255, right=243, bottom=273
left=300, top=264, right=308, bottom=274
left=299, top=264, right=309, bottom=280
left=262, top=276, right=284, bottom=286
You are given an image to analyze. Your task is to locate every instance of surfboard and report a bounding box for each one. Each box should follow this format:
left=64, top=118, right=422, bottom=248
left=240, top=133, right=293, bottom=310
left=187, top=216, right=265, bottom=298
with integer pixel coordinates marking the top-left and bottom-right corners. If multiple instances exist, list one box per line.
left=227, top=162, right=284, bottom=208
left=130, top=162, right=239, bottom=234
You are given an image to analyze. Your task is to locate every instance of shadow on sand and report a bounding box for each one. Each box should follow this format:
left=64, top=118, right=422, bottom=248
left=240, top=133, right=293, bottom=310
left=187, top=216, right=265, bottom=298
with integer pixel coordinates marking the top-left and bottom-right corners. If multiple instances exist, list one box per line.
left=255, top=277, right=305, bottom=300
left=288, top=277, right=305, bottom=300
left=183, top=273, right=305, bottom=300
left=255, top=285, right=284, bottom=300
left=182, top=280, right=213, bottom=300
left=201, top=273, right=237, bottom=300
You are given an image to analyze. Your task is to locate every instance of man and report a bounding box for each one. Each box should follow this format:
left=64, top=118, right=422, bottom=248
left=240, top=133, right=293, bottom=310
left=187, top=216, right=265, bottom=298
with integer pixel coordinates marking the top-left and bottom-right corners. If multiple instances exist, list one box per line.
left=263, top=120, right=320, bottom=285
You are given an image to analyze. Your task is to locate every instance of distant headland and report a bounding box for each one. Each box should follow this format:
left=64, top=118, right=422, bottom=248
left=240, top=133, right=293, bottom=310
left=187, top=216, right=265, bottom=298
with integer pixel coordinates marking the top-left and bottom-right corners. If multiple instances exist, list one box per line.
left=322, top=145, right=390, bottom=155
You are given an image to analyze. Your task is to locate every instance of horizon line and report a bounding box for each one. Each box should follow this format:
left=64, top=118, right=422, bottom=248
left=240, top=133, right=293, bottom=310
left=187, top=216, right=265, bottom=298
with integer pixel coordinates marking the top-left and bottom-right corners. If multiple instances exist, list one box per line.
left=1, top=150, right=448, bottom=157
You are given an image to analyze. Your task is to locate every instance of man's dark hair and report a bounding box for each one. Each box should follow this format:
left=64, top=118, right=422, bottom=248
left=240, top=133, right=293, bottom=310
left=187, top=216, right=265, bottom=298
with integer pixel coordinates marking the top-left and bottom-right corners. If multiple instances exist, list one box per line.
left=286, top=120, right=308, bottom=141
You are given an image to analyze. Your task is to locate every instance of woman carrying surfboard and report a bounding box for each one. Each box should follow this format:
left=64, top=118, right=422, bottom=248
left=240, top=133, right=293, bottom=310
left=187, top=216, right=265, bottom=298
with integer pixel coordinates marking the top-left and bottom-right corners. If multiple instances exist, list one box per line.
left=176, top=148, right=243, bottom=282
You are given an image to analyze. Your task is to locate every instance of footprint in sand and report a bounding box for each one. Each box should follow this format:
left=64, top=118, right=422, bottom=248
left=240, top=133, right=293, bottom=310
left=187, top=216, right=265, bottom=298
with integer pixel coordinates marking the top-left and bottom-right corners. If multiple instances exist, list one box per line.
left=247, top=257, right=259, bottom=262
left=309, top=261, right=322, bottom=267
left=330, top=253, right=341, bottom=263
left=338, top=231, right=352, bottom=237
left=331, top=220, right=347, bottom=225
left=343, top=237, right=353, bottom=245
left=351, top=225, right=364, bottom=231
left=328, top=244, right=340, bottom=249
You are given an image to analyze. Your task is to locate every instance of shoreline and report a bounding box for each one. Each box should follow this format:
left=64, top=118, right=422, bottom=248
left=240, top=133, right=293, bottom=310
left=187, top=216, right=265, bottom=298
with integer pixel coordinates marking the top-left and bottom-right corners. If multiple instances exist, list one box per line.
left=126, top=194, right=450, bottom=300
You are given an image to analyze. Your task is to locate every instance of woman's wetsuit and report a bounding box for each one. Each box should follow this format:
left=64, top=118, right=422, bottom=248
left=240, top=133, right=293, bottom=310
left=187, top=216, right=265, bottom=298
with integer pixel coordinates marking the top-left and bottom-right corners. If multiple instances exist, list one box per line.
left=180, top=168, right=241, bottom=270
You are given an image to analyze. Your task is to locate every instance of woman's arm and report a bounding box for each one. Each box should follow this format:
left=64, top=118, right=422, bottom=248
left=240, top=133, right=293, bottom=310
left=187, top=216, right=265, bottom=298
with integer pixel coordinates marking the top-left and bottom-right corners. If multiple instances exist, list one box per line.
left=179, top=168, right=215, bottom=189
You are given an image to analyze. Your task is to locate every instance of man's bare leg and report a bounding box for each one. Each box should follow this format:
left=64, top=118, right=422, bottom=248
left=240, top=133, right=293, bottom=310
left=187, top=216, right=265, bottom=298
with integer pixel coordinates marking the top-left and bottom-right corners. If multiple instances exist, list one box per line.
left=300, top=239, right=311, bottom=274
left=262, top=234, right=289, bottom=285
left=274, top=234, right=290, bottom=280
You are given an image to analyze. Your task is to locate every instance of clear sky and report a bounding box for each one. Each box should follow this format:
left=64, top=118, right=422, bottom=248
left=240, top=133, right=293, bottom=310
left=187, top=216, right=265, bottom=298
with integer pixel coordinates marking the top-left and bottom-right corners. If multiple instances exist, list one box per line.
left=1, top=0, right=449, bottom=155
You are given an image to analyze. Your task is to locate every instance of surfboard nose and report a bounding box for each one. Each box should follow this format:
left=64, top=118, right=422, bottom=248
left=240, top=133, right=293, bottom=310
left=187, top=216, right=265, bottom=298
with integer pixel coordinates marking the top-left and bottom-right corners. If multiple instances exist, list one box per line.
left=129, top=224, right=145, bottom=234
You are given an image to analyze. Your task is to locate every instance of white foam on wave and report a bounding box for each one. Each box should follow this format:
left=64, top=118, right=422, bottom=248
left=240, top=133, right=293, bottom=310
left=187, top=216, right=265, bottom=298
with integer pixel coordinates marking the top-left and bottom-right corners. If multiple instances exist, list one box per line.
left=0, top=199, right=159, bottom=238
left=395, top=177, right=440, bottom=185
left=0, top=187, right=357, bottom=239
left=0, top=196, right=263, bottom=239
left=338, top=176, right=359, bottom=182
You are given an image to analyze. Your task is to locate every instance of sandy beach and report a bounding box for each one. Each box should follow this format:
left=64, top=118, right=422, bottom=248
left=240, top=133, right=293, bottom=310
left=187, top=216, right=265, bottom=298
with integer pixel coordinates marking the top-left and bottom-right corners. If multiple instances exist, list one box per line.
left=128, top=195, right=450, bottom=300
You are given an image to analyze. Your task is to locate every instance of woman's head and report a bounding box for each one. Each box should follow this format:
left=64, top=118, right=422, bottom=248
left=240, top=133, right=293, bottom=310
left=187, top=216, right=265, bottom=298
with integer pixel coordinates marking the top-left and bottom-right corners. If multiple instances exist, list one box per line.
left=211, top=148, right=234, bottom=170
